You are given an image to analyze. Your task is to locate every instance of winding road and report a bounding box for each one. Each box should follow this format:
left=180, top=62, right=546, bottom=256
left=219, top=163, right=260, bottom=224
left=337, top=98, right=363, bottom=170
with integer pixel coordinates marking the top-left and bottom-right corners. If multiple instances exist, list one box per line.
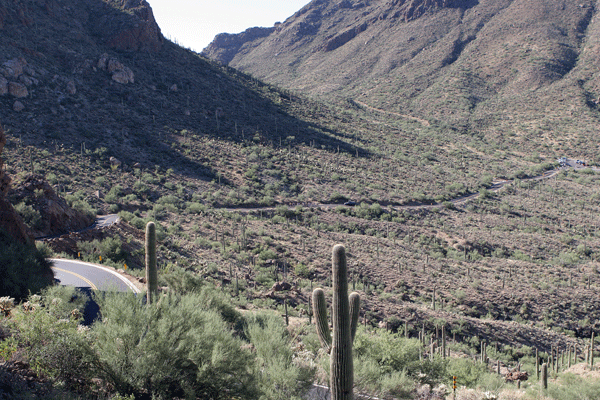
left=51, top=159, right=588, bottom=289
left=51, top=258, right=140, bottom=293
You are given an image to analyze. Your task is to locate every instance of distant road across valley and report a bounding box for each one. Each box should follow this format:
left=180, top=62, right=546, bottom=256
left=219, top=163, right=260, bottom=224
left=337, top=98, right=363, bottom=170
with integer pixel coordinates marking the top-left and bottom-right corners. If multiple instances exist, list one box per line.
left=51, top=258, right=140, bottom=293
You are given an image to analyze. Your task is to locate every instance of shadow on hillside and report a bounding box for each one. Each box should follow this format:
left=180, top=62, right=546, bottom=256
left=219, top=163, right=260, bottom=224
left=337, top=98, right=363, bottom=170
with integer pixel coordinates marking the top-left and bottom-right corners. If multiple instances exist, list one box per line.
left=0, top=0, right=370, bottom=184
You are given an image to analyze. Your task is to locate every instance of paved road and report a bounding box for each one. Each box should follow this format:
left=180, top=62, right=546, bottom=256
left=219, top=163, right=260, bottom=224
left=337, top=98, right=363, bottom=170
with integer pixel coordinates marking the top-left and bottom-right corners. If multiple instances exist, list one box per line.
left=51, top=258, right=140, bottom=293
left=91, top=214, right=120, bottom=229
left=35, top=214, right=120, bottom=240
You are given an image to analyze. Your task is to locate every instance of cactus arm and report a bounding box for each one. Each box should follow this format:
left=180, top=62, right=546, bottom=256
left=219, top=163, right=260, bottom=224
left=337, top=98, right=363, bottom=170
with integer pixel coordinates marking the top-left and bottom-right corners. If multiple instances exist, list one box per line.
left=312, top=288, right=332, bottom=353
left=145, top=221, right=158, bottom=304
left=349, top=292, right=360, bottom=343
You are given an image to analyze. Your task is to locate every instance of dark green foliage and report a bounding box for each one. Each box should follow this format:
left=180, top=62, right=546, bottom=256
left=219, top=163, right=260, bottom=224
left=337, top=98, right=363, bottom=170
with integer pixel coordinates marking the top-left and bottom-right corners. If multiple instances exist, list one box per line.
left=13, top=201, right=43, bottom=230
left=0, top=228, right=53, bottom=300
left=245, top=312, right=315, bottom=400
left=544, top=373, right=600, bottom=400
left=8, top=287, right=97, bottom=391
left=93, top=291, right=259, bottom=400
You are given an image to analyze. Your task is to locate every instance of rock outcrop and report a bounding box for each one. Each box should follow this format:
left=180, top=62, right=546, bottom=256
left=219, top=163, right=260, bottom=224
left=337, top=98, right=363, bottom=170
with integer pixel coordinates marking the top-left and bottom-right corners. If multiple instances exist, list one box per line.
left=98, top=53, right=135, bottom=84
left=0, top=124, right=31, bottom=243
left=10, top=175, right=95, bottom=238
left=96, top=0, right=163, bottom=53
left=202, top=26, right=276, bottom=65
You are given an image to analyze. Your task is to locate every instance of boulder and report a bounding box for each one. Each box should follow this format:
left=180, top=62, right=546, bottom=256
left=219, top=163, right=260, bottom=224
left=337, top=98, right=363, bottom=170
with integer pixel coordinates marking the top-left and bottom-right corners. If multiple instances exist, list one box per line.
left=8, top=82, right=28, bottom=98
left=13, top=101, right=24, bottom=112
left=66, top=80, right=76, bottom=95
left=98, top=53, right=110, bottom=70
left=105, top=58, right=135, bottom=84
left=271, top=281, right=292, bottom=291
left=111, top=68, right=134, bottom=84
left=107, top=58, right=125, bottom=73
left=1, top=57, right=27, bottom=78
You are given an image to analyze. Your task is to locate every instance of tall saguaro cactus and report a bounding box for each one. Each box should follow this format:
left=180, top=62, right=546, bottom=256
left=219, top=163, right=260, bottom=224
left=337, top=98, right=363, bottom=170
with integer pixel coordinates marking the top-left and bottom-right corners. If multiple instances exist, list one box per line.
left=145, top=221, right=158, bottom=304
left=313, top=244, right=360, bottom=400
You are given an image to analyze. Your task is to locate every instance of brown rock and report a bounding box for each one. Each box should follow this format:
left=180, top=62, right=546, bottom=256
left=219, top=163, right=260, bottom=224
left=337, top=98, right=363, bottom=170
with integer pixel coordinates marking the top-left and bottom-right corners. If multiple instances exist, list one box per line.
left=98, top=53, right=109, bottom=70
left=8, top=82, right=28, bottom=98
left=13, top=101, right=24, bottom=112
left=10, top=175, right=95, bottom=238
left=107, top=58, right=125, bottom=73
left=1, top=57, right=27, bottom=78
left=112, top=69, right=134, bottom=84
left=66, top=80, right=76, bottom=95
left=271, top=281, right=292, bottom=291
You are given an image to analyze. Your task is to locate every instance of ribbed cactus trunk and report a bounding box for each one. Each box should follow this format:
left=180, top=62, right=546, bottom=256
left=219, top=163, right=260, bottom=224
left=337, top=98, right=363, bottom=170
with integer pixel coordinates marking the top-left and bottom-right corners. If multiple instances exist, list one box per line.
left=541, top=362, right=548, bottom=389
left=313, top=244, right=360, bottom=400
left=145, top=221, right=158, bottom=304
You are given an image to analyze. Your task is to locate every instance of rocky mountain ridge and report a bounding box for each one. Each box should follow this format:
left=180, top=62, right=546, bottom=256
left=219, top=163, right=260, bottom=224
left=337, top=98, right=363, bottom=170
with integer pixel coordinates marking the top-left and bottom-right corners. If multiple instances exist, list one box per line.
left=203, top=0, right=600, bottom=157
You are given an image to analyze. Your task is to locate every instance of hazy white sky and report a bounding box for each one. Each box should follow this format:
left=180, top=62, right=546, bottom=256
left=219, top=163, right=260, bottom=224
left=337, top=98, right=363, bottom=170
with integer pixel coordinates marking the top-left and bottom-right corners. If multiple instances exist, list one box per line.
left=148, top=0, right=312, bottom=52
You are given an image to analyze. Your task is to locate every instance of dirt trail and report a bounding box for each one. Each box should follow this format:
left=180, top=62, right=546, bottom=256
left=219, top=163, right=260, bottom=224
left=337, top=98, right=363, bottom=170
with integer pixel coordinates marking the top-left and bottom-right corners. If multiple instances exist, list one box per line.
left=353, top=99, right=431, bottom=127
left=224, top=167, right=563, bottom=214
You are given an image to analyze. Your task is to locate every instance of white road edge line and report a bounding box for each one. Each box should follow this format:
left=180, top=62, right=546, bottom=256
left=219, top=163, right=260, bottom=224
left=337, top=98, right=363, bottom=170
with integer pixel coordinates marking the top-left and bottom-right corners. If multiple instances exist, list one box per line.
left=50, top=258, right=141, bottom=293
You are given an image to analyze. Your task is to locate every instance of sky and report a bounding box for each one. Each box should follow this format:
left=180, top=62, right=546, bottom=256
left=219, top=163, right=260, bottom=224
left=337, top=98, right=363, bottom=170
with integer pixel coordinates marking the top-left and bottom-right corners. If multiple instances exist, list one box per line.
left=148, top=0, right=312, bottom=53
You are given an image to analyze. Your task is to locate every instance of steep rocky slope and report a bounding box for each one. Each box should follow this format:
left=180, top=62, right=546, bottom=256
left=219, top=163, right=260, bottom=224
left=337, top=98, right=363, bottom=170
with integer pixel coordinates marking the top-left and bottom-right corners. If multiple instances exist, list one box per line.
left=204, top=0, right=600, bottom=158
left=0, top=123, right=30, bottom=243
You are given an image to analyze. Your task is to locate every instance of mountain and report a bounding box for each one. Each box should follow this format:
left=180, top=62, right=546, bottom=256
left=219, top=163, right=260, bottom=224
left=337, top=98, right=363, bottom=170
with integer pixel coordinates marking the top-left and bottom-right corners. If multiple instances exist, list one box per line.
left=2, top=0, right=600, bottom=362
left=204, top=0, right=600, bottom=157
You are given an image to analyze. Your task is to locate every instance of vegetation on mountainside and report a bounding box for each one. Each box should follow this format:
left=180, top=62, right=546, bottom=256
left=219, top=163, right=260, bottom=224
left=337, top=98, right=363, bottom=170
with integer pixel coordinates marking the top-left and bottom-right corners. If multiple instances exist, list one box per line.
left=205, top=0, right=600, bottom=163
left=1, top=0, right=600, bottom=398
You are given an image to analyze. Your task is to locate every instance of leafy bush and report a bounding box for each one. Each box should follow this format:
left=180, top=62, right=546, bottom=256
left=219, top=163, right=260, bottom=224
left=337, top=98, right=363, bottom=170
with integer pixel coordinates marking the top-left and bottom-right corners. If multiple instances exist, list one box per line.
left=0, top=229, right=54, bottom=300
left=92, top=291, right=259, bottom=400
left=9, top=288, right=97, bottom=390
left=245, top=312, right=315, bottom=400
left=77, top=236, right=126, bottom=265
left=530, top=373, right=600, bottom=400
left=446, top=357, right=488, bottom=387
left=13, top=201, right=43, bottom=230
left=353, top=328, right=446, bottom=394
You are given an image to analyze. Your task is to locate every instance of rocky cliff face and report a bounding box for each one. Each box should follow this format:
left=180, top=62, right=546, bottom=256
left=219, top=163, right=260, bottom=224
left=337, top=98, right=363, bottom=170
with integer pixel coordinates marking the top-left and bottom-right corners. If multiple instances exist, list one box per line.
left=0, top=124, right=32, bottom=244
left=94, top=0, right=164, bottom=53
left=202, top=0, right=600, bottom=144
left=10, top=175, right=95, bottom=238
left=202, top=26, right=275, bottom=65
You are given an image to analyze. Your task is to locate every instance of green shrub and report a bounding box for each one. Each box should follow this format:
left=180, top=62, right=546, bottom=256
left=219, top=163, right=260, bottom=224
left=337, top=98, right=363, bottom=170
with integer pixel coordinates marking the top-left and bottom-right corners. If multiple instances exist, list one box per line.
left=9, top=288, right=97, bottom=390
left=13, top=201, right=43, bottom=230
left=245, top=312, right=315, bottom=400
left=446, top=357, right=488, bottom=388
left=0, top=229, right=53, bottom=300
left=92, top=291, right=258, bottom=400
left=530, top=373, right=600, bottom=400
left=353, top=328, right=447, bottom=390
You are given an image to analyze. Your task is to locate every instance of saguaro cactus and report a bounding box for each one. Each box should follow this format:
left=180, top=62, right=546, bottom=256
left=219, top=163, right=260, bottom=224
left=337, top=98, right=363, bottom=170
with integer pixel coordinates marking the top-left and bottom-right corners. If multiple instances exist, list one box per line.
left=541, top=362, right=548, bottom=389
left=313, top=244, right=360, bottom=400
left=145, top=221, right=158, bottom=304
